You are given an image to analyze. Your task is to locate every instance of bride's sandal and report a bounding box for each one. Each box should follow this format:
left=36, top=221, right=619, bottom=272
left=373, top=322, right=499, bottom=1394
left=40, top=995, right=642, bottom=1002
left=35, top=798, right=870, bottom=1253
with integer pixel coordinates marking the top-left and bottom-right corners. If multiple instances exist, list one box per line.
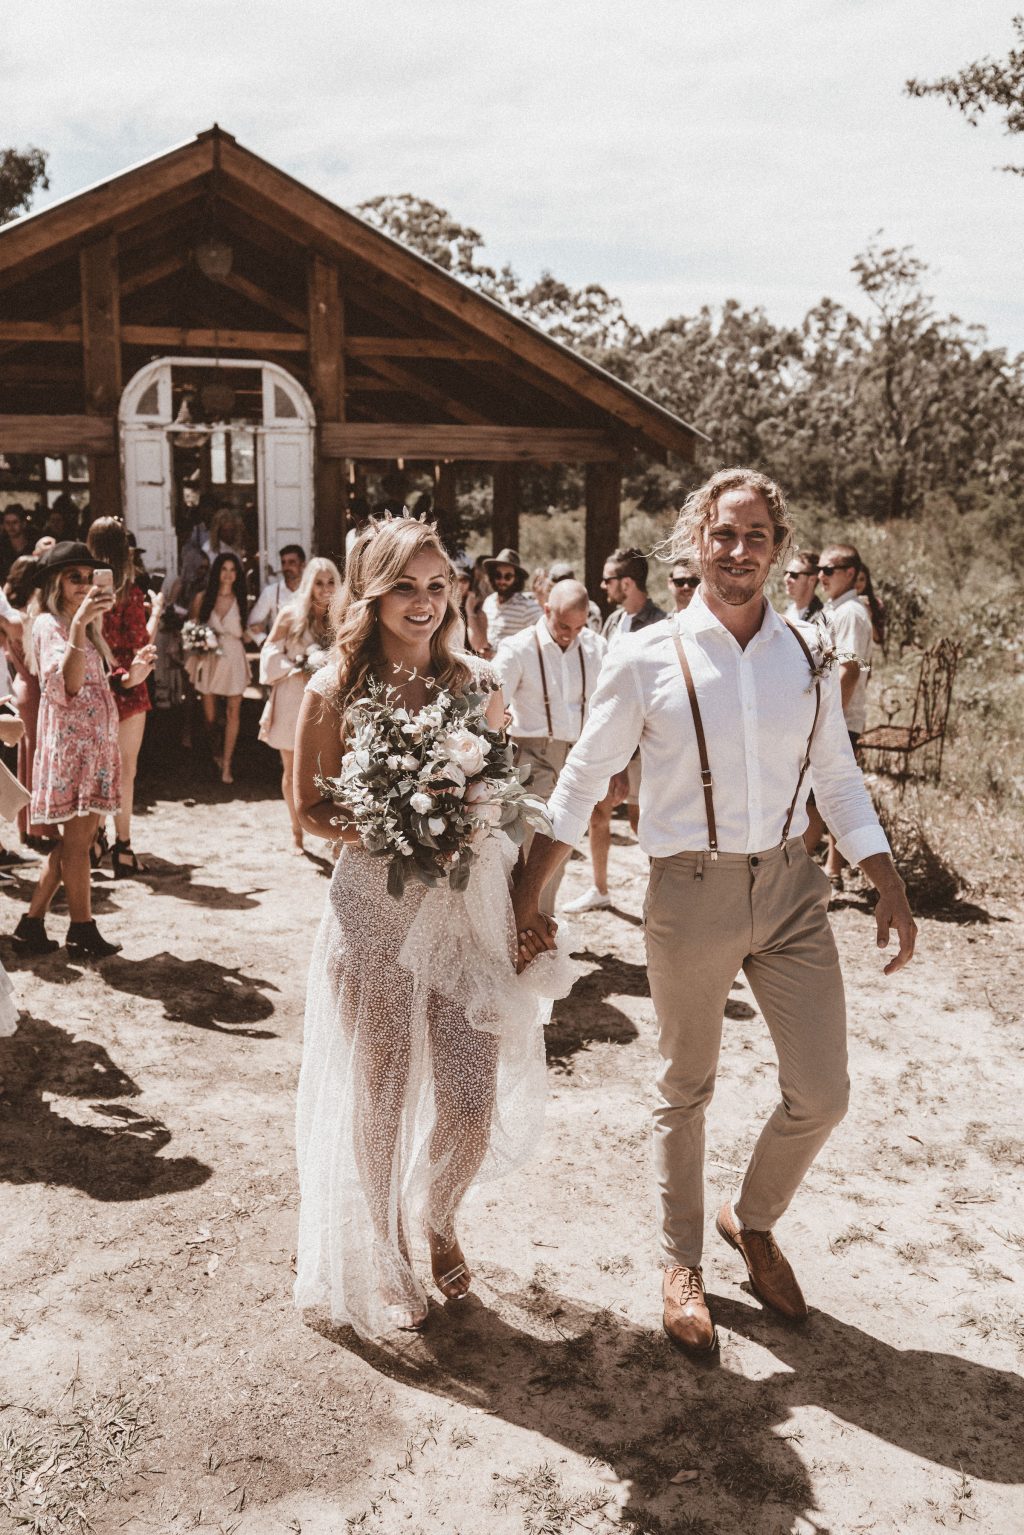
left=374, top=1241, right=427, bottom=1332
left=428, top=1233, right=472, bottom=1301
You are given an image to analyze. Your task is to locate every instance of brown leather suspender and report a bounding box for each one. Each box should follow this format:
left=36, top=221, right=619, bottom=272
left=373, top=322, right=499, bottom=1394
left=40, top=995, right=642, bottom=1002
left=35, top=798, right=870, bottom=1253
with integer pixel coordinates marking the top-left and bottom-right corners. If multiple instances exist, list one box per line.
left=535, top=632, right=587, bottom=738
left=672, top=619, right=822, bottom=858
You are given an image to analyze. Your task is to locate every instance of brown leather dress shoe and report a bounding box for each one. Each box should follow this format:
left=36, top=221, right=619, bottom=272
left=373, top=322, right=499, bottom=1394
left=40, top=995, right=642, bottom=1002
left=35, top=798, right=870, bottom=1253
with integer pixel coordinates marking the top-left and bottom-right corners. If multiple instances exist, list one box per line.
left=662, top=1265, right=717, bottom=1353
left=715, top=1201, right=808, bottom=1320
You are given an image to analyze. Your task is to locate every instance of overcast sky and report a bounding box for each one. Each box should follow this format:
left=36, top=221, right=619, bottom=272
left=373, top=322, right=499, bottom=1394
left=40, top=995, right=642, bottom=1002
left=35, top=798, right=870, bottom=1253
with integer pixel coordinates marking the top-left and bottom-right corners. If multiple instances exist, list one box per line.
left=5, top=2, right=1023, bottom=352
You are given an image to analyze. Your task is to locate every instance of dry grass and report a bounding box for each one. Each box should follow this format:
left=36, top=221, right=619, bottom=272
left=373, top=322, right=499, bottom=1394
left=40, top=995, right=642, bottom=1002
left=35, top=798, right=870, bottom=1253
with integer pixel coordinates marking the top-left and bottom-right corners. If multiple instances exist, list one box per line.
left=0, top=1379, right=151, bottom=1534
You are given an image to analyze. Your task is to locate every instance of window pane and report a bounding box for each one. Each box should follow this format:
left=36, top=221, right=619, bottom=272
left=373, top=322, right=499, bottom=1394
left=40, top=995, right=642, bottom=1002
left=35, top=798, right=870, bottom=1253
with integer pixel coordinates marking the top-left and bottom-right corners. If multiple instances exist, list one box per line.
left=230, top=428, right=255, bottom=484
left=273, top=383, right=298, bottom=419
left=67, top=454, right=89, bottom=482
left=136, top=380, right=161, bottom=416
left=210, top=430, right=227, bottom=485
left=45, top=457, right=63, bottom=482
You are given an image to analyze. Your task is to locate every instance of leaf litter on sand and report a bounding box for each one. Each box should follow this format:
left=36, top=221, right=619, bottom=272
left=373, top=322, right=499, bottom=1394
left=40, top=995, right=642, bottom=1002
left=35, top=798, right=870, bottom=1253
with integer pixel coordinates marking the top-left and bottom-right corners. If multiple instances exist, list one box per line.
left=0, top=1378, right=152, bottom=1533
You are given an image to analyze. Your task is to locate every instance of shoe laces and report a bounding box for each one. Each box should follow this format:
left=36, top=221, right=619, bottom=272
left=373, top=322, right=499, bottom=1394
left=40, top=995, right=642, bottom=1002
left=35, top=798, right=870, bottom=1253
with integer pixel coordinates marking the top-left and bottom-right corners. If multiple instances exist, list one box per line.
left=751, top=1229, right=781, bottom=1264
left=667, top=1265, right=704, bottom=1301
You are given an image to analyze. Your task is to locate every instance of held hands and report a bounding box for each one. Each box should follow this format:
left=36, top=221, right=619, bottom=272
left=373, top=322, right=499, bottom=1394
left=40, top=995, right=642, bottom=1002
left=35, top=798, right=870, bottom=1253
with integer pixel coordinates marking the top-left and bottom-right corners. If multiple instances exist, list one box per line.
left=511, top=888, right=558, bottom=974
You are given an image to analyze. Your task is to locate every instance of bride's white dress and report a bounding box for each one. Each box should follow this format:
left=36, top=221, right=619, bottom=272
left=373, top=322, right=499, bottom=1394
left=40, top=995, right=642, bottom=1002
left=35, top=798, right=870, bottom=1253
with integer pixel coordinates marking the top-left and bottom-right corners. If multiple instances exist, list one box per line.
left=294, top=663, right=581, bottom=1338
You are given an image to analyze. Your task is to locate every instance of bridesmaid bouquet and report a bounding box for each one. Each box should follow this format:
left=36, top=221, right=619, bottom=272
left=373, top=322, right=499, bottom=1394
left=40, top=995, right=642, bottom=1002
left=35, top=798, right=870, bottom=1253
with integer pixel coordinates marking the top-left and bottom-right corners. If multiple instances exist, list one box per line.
left=181, top=620, right=222, bottom=657
left=317, top=680, right=550, bottom=897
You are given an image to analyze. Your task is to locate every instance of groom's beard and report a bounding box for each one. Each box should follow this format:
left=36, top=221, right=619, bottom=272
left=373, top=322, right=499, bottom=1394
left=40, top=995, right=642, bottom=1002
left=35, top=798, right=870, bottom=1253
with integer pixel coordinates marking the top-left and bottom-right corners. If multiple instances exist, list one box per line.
left=700, top=563, right=769, bottom=608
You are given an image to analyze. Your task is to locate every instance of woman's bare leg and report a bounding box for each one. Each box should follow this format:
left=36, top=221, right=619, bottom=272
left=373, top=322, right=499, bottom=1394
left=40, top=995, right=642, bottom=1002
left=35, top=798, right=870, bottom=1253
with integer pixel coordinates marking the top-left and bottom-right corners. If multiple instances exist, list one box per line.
left=27, top=843, right=63, bottom=918
left=59, top=813, right=100, bottom=923
left=114, top=712, right=147, bottom=845
left=279, top=748, right=303, bottom=846
left=221, top=696, right=241, bottom=783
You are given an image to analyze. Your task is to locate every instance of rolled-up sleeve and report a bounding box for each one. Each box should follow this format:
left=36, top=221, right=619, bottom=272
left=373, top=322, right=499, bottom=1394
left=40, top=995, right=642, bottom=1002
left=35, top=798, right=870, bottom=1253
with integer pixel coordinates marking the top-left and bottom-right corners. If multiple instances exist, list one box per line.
left=547, top=648, right=644, bottom=847
left=809, top=670, right=890, bottom=864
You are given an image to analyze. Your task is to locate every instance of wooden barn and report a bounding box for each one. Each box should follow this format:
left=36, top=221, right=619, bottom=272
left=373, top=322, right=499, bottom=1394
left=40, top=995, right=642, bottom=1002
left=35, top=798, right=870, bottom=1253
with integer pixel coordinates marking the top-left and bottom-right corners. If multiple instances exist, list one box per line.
left=0, top=126, right=703, bottom=591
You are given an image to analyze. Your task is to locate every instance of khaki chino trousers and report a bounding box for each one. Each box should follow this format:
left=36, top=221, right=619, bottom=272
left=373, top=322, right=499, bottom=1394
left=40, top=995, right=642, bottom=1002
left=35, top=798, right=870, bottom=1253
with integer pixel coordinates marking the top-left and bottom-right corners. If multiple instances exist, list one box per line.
left=643, top=839, right=849, bottom=1268
left=513, top=736, right=571, bottom=916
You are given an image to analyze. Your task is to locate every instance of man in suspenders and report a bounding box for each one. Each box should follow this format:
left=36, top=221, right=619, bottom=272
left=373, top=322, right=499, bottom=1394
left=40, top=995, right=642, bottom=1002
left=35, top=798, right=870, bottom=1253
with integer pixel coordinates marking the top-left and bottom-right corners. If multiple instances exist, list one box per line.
left=512, top=468, right=916, bottom=1354
left=495, top=581, right=607, bottom=915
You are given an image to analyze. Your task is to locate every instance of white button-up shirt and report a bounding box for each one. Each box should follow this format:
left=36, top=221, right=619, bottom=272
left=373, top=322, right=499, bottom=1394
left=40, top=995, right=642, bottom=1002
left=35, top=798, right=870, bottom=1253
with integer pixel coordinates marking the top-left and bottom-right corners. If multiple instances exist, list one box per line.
left=547, top=593, right=889, bottom=865
left=824, top=589, right=873, bottom=734
left=495, top=619, right=607, bottom=743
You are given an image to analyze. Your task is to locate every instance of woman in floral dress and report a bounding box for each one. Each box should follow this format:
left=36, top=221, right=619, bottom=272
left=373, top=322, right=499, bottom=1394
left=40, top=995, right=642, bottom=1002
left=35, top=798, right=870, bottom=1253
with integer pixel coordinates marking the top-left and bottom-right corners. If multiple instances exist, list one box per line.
left=187, top=552, right=250, bottom=784
left=11, top=542, right=154, bottom=958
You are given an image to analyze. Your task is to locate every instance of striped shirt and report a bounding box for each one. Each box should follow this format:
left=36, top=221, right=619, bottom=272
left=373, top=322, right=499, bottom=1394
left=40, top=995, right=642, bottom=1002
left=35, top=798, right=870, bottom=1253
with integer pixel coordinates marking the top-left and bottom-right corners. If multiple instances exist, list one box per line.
left=483, top=589, right=542, bottom=649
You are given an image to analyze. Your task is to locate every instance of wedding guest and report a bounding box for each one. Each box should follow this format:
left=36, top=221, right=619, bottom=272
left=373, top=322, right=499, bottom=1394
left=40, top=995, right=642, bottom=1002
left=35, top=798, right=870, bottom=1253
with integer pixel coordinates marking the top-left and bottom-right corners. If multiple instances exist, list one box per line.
left=455, top=558, right=489, bottom=655
left=808, top=542, right=875, bottom=894
left=0, top=506, right=32, bottom=583
left=495, top=580, right=606, bottom=913
left=783, top=550, right=823, bottom=622
left=259, top=557, right=339, bottom=849
left=202, top=507, right=246, bottom=564
left=13, top=542, right=154, bottom=957
left=855, top=563, right=886, bottom=648
left=86, top=517, right=154, bottom=877
left=669, top=557, right=701, bottom=613
left=187, top=553, right=250, bottom=785
left=4, top=556, right=55, bottom=855
left=249, top=545, right=306, bottom=642
left=480, top=548, right=541, bottom=656
left=547, top=560, right=602, bottom=632
left=564, top=548, right=665, bottom=914
left=514, top=467, right=916, bottom=1353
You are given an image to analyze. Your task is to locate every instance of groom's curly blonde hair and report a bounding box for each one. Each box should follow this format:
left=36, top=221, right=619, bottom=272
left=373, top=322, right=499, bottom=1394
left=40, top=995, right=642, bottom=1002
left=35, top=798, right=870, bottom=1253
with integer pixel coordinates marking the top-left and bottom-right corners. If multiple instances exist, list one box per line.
left=326, top=518, right=470, bottom=722
left=659, top=467, right=794, bottom=567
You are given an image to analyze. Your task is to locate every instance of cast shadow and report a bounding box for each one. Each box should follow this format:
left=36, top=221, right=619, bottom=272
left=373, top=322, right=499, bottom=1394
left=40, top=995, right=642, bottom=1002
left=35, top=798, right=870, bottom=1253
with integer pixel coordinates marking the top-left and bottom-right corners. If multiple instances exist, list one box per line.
left=0, top=1014, right=210, bottom=1201
left=98, top=856, right=265, bottom=912
left=315, top=1271, right=1023, bottom=1531
left=546, top=948, right=648, bottom=1068
left=97, top=952, right=280, bottom=1036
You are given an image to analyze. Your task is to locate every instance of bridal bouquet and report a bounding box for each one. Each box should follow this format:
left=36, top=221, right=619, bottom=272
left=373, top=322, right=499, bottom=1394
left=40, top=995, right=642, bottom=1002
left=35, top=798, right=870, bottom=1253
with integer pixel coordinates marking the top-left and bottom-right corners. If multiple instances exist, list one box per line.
left=181, top=619, right=221, bottom=657
left=317, top=680, right=550, bottom=898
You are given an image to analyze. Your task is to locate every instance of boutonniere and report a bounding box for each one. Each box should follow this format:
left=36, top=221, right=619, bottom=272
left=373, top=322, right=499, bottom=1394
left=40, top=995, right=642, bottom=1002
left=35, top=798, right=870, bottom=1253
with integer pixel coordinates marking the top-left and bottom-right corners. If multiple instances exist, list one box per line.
left=805, top=616, right=839, bottom=691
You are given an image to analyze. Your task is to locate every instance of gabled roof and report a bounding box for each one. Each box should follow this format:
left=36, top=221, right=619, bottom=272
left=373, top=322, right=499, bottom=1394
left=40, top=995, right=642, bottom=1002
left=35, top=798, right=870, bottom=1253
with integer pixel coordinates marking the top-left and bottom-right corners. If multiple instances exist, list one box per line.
left=0, top=126, right=706, bottom=459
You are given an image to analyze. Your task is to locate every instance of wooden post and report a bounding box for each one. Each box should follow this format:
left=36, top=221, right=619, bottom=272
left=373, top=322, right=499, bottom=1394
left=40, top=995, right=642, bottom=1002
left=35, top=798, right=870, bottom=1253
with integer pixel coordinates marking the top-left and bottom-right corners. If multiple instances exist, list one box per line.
left=585, top=461, right=622, bottom=606
left=308, top=254, right=344, bottom=557
left=434, top=461, right=457, bottom=513
left=491, top=463, right=519, bottom=554
left=80, top=235, right=122, bottom=517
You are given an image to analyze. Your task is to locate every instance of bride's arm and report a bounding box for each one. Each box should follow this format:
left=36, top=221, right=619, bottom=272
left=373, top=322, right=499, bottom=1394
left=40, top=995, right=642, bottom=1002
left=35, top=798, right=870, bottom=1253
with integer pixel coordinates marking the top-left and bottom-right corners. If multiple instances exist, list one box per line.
left=294, top=688, right=360, bottom=842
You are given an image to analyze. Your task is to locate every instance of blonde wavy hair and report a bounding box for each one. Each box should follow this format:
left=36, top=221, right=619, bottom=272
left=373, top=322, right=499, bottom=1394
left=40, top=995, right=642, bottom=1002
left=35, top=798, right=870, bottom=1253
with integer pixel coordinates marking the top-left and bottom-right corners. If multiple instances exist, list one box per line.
left=279, top=556, right=341, bottom=646
left=28, top=567, right=113, bottom=673
left=327, top=519, right=470, bottom=719
left=657, top=467, right=794, bottom=567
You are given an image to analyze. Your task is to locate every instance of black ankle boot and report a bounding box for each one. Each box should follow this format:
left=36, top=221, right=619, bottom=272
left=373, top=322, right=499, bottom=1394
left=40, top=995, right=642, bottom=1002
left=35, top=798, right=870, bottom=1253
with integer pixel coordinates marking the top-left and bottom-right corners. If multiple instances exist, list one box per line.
left=12, top=914, right=59, bottom=955
left=65, top=920, right=121, bottom=959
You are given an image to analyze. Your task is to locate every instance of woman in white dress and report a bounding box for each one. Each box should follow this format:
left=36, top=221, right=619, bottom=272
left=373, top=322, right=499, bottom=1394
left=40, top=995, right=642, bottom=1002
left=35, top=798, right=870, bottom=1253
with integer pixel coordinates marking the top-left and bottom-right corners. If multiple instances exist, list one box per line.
left=187, top=552, right=250, bottom=785
left=259, top=556, right=340, bottom=849
left=292, top=518, right=577, bottom=1338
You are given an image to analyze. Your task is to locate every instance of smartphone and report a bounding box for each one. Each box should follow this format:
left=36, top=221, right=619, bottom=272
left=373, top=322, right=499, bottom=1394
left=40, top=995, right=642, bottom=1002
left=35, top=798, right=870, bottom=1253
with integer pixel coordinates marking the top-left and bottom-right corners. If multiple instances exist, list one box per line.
left=93, top=568, right=114, bottom=591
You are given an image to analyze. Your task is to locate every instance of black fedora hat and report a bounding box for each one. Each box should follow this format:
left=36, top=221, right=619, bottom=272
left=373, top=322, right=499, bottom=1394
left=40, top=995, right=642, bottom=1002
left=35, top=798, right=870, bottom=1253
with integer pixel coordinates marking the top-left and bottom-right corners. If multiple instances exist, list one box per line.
left=37, top=541, right=98, bottom=575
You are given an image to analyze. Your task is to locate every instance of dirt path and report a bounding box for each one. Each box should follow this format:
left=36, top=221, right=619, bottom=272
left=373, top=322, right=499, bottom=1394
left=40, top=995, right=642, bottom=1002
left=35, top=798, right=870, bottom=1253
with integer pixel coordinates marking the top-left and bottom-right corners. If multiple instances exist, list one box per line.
left=0, top=750, right=1021, bottom=1535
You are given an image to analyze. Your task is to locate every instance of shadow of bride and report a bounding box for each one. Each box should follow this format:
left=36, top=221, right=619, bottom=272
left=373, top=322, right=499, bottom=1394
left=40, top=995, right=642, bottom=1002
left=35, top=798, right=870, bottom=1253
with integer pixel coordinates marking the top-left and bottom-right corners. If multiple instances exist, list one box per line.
left=0, top=1014, right=211, bottom=1201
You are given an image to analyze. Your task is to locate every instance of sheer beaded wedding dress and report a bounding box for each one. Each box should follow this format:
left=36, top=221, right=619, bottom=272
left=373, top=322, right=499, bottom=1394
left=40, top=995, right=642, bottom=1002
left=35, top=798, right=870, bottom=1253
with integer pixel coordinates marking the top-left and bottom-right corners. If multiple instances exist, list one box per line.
left=294, top=663, right=581, bottom=1338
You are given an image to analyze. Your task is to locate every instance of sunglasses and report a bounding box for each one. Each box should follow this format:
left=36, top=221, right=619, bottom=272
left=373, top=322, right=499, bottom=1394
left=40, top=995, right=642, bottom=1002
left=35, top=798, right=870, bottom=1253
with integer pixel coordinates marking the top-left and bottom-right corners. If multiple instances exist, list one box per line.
left=817, top=564, right=854, bottom=577
left=671, top=576, right=700, bottom=589
left=784, top=568, right=816, bottom=578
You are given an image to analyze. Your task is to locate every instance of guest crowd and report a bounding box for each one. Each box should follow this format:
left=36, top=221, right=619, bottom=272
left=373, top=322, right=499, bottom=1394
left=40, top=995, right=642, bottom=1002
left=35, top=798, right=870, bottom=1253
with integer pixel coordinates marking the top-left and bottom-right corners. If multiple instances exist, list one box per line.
left=0, top=490, right=882, bottom=961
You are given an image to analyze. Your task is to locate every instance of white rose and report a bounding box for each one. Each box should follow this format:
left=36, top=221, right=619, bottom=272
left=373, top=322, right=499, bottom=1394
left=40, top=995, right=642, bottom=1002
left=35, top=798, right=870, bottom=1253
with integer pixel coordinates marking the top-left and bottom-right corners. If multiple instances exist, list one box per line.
left=401, top=753, right=420, bottom=770
left=441, top=728, right=488, bottom=777
left=463, top=780, right=493, bottom=805
left=428, top=816, right=446, bottom=835
left=410, top=792, right=432, bottom=814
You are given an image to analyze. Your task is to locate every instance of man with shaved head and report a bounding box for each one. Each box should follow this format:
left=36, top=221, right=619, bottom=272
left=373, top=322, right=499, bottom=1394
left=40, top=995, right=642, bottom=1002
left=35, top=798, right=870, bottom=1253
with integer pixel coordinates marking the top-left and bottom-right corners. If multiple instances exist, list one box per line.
left=495, top=580, right=607, bottom=914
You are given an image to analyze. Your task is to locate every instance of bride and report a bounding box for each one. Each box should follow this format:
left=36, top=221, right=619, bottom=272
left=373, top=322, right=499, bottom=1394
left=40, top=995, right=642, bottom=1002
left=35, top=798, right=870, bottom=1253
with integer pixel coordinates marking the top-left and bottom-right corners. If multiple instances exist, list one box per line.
left=292, top=517, right=576, bottom=1337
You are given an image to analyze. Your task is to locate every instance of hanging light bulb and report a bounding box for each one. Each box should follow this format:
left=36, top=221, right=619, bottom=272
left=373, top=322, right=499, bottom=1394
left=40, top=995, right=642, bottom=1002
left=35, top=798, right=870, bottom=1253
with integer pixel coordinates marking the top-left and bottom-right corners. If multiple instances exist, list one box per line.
left=195, top=236, right=234, bottom=281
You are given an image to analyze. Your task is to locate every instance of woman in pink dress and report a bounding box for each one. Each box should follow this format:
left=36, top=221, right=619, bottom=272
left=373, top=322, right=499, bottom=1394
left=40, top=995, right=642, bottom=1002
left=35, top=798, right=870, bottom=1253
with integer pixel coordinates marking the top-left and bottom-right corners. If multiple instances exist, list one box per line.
left=12, top=542, right=155, bottom=959
left=187, top=552, right=250, bottom=785
left=87, top=517, right=160, bottom=877
left=3, top=555, right=56, bottom=853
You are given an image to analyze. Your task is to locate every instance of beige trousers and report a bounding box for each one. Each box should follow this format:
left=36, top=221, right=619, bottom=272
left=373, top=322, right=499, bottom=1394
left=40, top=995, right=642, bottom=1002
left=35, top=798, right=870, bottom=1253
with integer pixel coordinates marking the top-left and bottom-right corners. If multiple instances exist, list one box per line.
left=643, top=839, right=849, bottom=1267
left=513, top=736, right=571, bottom=916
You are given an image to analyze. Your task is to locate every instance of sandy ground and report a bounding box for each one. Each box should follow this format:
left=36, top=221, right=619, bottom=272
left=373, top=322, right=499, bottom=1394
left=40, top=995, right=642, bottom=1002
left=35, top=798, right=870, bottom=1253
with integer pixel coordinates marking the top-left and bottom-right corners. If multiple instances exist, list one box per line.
left=0, top=723, right=1022, bottom=1535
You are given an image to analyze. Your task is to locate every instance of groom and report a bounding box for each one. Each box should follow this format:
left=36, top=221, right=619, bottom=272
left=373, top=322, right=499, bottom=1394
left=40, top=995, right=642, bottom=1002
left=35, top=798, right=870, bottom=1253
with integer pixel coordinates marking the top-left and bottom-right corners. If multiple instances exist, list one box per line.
left=513, top=467, right=916, bottom=1353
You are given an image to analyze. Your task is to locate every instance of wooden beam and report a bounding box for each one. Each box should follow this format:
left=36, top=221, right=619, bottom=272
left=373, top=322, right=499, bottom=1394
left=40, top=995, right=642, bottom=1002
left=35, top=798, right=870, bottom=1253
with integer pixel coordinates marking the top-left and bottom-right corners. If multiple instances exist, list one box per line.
left=360, top=357, right=491, bottom=426
left=434, top=461, right=457, bottom=511
left=81, top=234, right=122, bottom=516
left=346, top=336, right=492, bottom=360
left=307, top=254, right=345, bottom=556
left=585, top=461, right=622, bottom=603
left=0, top=414, right=116, bottom=454
left=223, top=269, right=306, bottom=330
left=0, top=364, right=82, bottom=385
left=121, top=251, right=187, bottom=298
left=491, top=464, right=519, bottom=554
left=345, top=376, right=401, bottom=392
left=0, top=321, right=83, bottom=343
left=320, top=425, right=620, bottom=462
left=120, top=324, right=306, bottom=352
